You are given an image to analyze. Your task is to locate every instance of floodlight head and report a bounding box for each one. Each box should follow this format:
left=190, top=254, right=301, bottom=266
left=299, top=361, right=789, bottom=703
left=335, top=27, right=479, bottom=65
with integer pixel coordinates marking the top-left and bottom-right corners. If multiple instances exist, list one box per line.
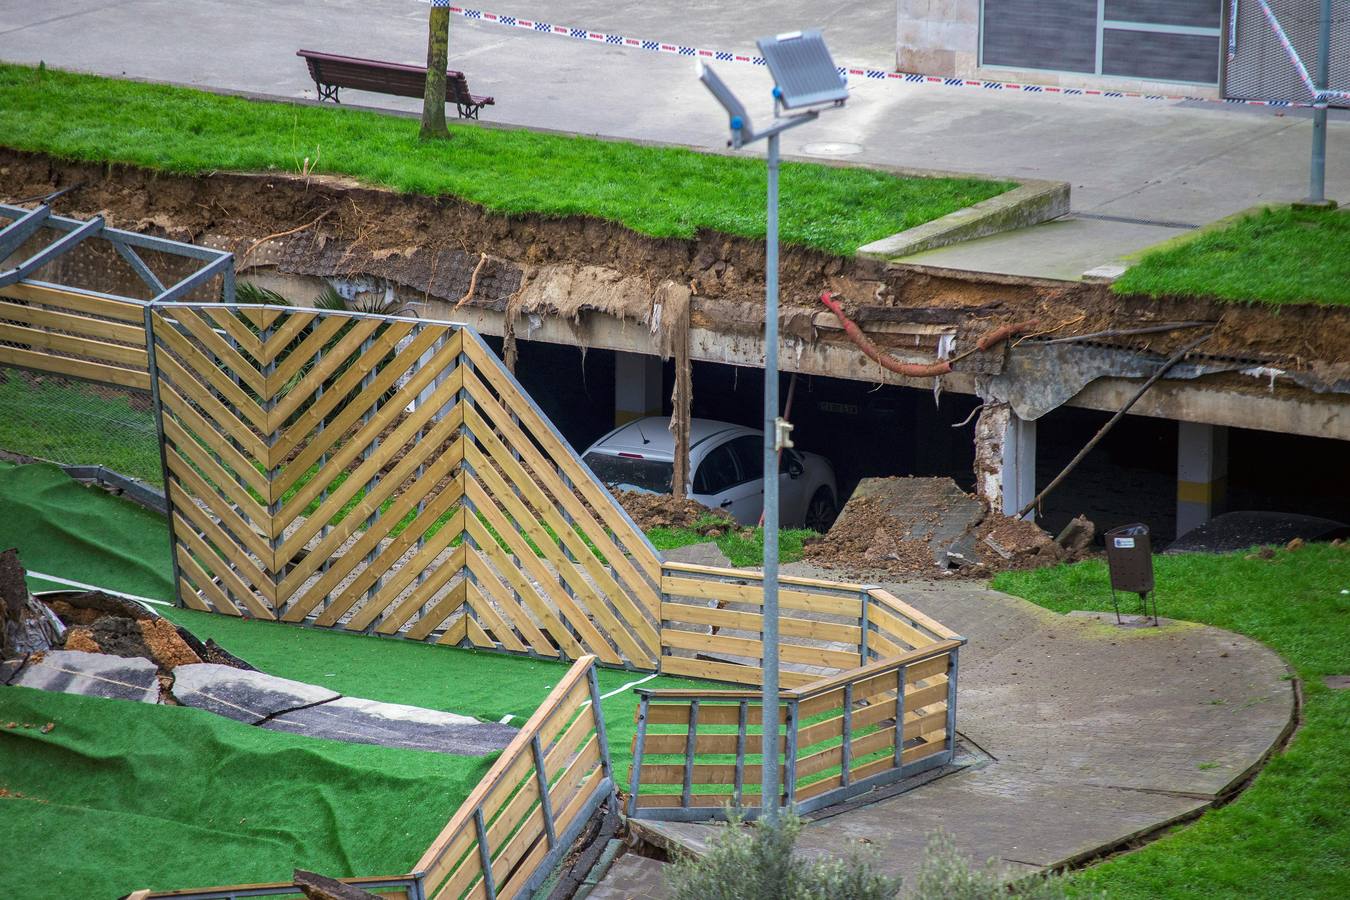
left=697, top=61, right=753, bottom=147
left=756, top=30, right=848, bottom=110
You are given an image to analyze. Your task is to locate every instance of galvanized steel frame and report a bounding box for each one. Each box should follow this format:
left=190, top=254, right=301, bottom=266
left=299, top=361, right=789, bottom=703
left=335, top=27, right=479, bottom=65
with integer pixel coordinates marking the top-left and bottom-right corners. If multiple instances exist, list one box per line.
left=0, top=202, right=236, bottom=305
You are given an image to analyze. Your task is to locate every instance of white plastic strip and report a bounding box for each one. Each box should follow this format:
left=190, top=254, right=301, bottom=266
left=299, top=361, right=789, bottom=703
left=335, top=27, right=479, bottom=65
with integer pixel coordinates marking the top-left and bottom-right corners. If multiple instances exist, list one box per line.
left=26, top=571, right=172, bottom=608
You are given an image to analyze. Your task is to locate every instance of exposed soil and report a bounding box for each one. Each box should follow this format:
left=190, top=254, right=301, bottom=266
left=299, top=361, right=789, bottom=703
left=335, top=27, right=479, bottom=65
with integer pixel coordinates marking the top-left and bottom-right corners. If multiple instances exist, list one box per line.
left=4, top=149, right=1346, bottom=368
left=803, top=488, right=1090, bottom=578
left=614, top=489, right=734, bottom=532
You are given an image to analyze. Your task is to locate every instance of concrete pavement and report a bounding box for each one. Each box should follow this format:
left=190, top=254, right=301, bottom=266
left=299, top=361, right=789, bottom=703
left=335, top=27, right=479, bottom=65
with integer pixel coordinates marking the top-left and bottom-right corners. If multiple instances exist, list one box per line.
left=1, top=1, right=1346, bottom=276
left=620, top=567, right=1295, bottom=892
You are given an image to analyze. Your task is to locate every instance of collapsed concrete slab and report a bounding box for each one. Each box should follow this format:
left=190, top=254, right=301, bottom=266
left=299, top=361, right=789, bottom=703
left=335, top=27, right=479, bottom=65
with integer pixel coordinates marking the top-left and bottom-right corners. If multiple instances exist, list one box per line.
left=170, top=663, right=339, bottom=724
left=263, top=696, right=517, bottom=756
left=11, top=649, right=158, bottom=703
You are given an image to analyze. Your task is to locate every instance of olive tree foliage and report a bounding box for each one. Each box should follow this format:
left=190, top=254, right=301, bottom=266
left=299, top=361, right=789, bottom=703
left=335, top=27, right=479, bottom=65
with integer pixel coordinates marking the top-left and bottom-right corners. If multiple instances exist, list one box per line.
left=667, top=814, right=1083, bottom=900
left=419, top=2, right=450, bottom=140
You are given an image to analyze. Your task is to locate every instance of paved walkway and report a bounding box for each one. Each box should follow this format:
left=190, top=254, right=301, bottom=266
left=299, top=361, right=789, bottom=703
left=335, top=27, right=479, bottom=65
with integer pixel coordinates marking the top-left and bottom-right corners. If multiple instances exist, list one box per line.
left=1, top=1, right=1347, bottom=279
left=605, top=567, right=1294, bottom=894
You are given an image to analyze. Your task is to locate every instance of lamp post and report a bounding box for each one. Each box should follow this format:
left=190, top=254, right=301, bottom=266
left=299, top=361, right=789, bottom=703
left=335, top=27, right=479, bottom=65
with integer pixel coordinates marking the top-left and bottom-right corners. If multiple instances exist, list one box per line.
left=1307, top=0, right=1332, bottom=204
left=698, top=31, right=847, bottom=822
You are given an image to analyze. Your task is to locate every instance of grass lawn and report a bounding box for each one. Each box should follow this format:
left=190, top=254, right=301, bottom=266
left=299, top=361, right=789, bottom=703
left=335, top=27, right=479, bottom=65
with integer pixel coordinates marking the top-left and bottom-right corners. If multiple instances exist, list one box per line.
left=0, top=686, right=493, bottom=896
left=0, top=373, right=161, bottom=484
left=993, top=544, right=1350, bottom=898
left=1113, top=205, right=1350, bottom=307
left=647, top=515, right=817, bottom=567
left=0, top=461, right=724, bottom=895
left=0, top=63, right=1013, bottom=257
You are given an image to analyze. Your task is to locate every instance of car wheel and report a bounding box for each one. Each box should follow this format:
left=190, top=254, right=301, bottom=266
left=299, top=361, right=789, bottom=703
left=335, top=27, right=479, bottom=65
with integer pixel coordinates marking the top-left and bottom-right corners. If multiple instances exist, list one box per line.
left=804, top=488, right=837, bottom=533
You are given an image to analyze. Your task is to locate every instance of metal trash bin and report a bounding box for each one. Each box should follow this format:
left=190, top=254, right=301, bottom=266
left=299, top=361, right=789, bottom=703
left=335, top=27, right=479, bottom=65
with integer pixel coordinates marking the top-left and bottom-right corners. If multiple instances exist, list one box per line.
left=1105, top=523, right=1157, bottom=625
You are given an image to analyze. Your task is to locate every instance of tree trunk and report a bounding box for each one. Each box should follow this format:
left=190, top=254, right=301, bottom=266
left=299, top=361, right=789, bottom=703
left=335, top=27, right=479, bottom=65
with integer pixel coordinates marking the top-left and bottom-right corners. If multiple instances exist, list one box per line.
left=419, top=5, right=451, bottom=140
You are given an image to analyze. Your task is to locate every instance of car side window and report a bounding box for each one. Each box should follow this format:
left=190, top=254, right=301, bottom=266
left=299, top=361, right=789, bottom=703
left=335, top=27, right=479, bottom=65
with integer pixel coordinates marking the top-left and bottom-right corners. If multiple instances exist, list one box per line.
left=726, top=435, right=763, bottom=485
left=693, top=443, right=740, bottom=495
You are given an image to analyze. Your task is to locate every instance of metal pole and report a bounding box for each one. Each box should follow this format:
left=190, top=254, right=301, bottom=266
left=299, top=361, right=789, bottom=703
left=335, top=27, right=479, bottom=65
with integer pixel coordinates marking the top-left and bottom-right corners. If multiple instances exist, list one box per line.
left=761, top=129, right=782, bottom=822
left=1308, top=0, right=1332, bottom=203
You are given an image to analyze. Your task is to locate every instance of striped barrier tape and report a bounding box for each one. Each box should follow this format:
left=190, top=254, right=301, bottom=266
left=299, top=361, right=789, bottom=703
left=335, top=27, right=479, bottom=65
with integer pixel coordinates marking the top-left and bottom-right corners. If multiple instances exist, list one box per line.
left=1253, top=0, right=1350, bottom=104
left=421, top=2, right=1340, bottom=108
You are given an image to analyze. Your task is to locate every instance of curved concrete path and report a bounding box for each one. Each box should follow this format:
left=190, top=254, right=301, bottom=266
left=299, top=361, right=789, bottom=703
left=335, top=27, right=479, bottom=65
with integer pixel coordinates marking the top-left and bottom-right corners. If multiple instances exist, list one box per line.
left=621, top=570, right=1294, bottom=893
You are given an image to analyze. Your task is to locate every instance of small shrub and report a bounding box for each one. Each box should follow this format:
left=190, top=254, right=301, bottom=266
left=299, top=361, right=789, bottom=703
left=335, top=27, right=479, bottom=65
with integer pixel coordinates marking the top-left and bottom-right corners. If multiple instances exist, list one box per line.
left=666, top=811, right=900, bottom=900
left=913, top=832, right=1078, bottom=899
left=666, top=816, right=1083, bottom=900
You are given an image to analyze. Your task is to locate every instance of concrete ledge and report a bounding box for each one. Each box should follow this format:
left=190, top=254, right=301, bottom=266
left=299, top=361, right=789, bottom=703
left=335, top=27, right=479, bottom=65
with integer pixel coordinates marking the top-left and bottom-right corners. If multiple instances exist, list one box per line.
left=857, top=178, right=1070, bottom=261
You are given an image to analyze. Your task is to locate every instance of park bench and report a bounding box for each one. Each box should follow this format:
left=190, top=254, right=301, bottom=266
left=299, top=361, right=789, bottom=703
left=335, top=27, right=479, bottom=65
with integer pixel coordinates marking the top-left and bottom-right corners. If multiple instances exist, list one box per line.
left=297, top=49, right=495, bottom=119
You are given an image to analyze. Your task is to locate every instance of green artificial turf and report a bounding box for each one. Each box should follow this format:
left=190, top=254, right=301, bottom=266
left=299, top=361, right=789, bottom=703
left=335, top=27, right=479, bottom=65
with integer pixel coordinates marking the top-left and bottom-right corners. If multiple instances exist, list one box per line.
left=0, top=460, right=173, bottom=600
left=0, top=686, right=493, bottom=897
left=993, top=544, right=1350, bottom=898
left=1113, top=205, right=1350, bottom=307
left=646, top=515, right=817, bottom=567
left=0, top=63, right=1013, bottom=257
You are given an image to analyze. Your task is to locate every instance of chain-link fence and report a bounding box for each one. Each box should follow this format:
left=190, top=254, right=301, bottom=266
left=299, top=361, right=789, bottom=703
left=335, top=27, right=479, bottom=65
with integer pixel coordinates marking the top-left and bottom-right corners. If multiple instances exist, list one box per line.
left=0, top=365, right=162, bottom=486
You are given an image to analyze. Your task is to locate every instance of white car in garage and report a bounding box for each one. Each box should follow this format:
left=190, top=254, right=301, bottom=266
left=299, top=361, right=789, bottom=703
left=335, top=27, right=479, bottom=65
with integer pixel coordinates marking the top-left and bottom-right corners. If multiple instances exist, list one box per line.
left=582, top=417, right=839, bottom=531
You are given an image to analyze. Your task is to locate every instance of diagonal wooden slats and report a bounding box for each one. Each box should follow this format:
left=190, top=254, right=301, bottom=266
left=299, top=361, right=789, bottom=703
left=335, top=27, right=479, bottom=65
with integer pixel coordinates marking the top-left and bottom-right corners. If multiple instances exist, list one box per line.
left=264, top=318, right=393, bottom=433
left=199, top=306, right=265, bottom=360
left=259, top=309, right=316, bottom=362
left=273, top=404, right=465, bottom=589
left=266, top=321, right=426, bottom=466
left=464, top=546, right=558, bottom=657
left=464, top=477, right=620, bottom=665
left=461, top=337, right=662, bottom=584
left=155, top=304, right=665, bottom=670
left=463, top=413, right=659, bottom=657
left=460, top=380, right=661, bottom=621
left=165, top=306, right=268, bottom=396
left=264, top=313, right=357, bottom=397
left=270, top=330, right=461, bottom=500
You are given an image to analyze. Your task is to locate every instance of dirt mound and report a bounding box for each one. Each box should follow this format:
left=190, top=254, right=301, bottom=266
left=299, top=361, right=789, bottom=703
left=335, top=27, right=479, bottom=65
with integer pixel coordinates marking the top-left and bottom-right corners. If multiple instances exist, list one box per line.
left=804, top=478, right=1091, bottom=578
left=615, top=490, right=734, bottom=532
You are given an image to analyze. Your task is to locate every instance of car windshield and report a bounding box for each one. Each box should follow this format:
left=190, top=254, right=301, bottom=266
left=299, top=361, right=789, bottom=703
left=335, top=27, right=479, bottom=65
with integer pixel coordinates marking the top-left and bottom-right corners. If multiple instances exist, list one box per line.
left=583, top=452, right=674, bottom=494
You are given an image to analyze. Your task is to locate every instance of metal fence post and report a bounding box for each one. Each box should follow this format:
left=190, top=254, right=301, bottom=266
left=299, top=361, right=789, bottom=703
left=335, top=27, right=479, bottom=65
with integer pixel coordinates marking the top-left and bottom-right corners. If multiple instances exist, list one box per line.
left=894, top=664, right=906, bottom=768
left=473, top=807, right=497, bottom=900
left=627, top=696, right=649, bottom=817
left=782, top=698, right=799, bottom=812
left=945, top=645, right=960, bottom=759
left=840, top=683, right=853, bottom=787
left=859, top=587, right=873, bottom=663
left=531, top=734, right=558, bottom=849
left=142, top=303, right=183, bottom=608
left=734, top=699, right=748, bottom=808
left=681, top=699, right=700, bottom=809
left=587, top=664, right=614, bottom=785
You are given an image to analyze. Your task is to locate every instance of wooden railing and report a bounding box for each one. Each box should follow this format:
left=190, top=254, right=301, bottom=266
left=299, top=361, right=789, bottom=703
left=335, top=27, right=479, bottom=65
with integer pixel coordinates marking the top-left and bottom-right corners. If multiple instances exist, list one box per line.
left=631, top=570, right=964, bottom=821
left=414, top=655, right=614, bottom=900
left=629, top=638, right=961, bottom=820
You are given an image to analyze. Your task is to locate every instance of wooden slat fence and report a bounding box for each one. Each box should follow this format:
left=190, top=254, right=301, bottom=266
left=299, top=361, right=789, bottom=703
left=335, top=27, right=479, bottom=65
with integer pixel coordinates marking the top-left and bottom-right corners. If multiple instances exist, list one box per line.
left=632, top=573, right=964, bottom=820
left=0, top=282, right=149, bottom=390
left=414, top=655, right=615, bottom=900
left=629, top=637, right=962, bottom=820
left=145, top=302, right=662, bottom=669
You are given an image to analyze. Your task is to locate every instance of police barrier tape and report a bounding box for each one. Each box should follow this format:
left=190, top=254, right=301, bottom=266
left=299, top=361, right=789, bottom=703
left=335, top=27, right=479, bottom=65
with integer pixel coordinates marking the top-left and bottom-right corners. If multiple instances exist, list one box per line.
left=424, top=2, right=1347, bottom=107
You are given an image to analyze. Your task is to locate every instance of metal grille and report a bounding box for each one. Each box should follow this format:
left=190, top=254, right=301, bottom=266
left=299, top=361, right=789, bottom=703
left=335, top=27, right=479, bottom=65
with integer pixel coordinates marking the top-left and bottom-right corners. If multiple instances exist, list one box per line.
left=1227, top=0, right=1350, bottom=105
left=0, top=365, right=160, bottom=484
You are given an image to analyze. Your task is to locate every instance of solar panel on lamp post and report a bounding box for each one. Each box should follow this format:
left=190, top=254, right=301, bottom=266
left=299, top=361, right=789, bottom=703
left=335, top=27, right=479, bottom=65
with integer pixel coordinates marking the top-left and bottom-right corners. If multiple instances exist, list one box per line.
left=698, top=30, right=847, bottom=823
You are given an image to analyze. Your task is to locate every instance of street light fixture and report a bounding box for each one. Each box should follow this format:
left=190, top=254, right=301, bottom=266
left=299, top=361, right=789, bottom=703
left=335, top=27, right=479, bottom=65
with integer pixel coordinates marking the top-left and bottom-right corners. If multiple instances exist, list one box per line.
left=698, top=29, right=847, bottom=822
